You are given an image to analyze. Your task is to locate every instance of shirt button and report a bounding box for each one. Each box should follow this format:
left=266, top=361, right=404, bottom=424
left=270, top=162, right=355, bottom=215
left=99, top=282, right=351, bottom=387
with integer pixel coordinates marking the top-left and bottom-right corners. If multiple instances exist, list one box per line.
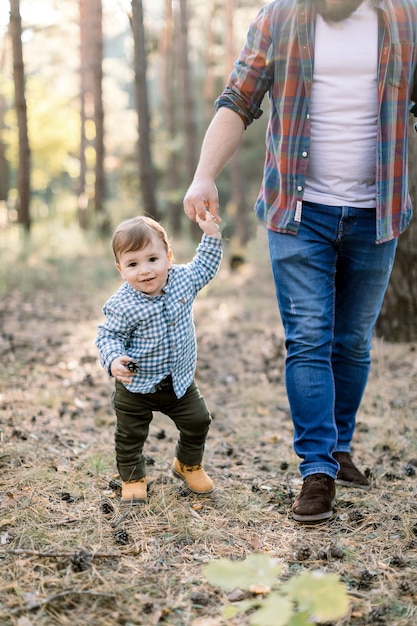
left=306, top=113, right=310, bottom=120
left=169, top=321, right=174, bottom=326
left=297, top=185, right=303, bottom=192
left=302, top=151, right=308, bottom=158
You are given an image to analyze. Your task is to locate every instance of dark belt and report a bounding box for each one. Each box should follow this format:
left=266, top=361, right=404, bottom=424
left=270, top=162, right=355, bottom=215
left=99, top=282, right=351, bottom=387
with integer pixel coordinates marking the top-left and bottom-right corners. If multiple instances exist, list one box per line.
left=154, top=375, right=172, bottom=392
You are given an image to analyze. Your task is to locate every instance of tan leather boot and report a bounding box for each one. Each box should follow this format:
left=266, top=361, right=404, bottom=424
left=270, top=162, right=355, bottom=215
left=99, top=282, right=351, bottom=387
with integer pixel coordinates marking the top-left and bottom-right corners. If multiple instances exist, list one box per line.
left=172, top=458, right=214, bottom=494
left=121, top=477, right=147, bottom=502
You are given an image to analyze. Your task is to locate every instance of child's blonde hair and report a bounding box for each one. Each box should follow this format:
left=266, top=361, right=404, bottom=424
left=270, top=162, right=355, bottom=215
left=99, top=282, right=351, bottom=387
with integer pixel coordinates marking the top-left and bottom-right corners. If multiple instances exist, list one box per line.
left=111, top=216, right=170, bottom=262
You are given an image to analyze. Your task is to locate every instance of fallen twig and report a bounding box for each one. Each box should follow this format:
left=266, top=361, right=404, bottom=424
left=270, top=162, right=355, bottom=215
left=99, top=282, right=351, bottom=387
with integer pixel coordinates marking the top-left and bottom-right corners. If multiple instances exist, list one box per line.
left=10, top=589, right=117, bottom=614
left=3, top=548, right=120, bottom=559
left=111, top=501, right=134, bottom=528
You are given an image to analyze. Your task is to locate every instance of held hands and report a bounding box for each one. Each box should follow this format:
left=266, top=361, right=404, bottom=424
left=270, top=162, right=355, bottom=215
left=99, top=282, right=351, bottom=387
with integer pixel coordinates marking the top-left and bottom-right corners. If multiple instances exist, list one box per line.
left=196, top=211, right=221, bottom=238
left=183, top=179, right=221, bottom=226
left=110, top=356, right=139, bottom=385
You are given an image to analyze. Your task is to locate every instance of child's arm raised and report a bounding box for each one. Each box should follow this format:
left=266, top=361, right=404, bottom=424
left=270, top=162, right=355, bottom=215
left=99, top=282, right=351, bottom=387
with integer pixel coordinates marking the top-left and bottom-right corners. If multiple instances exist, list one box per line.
left=195, top=211, right=221, bottom=238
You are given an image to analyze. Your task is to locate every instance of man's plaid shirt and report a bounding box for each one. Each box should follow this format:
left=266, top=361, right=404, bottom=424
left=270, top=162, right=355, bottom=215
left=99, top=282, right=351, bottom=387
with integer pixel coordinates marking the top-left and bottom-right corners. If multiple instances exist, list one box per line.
left=96, top=234, right=223, bottom=398
left=215, top=0, right=417, bottom=243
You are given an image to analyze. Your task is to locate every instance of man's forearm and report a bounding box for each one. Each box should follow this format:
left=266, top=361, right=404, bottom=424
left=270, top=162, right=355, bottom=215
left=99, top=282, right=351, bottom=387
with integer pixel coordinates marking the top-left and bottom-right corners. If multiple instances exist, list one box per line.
left=184, top=107, right=246, bottom=222
left=193, top=107, right=245, bottom=181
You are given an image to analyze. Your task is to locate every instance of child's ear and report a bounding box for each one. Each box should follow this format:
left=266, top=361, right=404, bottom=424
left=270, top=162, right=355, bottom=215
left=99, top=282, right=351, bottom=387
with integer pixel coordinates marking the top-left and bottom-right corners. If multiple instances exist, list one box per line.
left=115, top=262, right=123, bottom=275
left=167, top=249, right=173, bottom=268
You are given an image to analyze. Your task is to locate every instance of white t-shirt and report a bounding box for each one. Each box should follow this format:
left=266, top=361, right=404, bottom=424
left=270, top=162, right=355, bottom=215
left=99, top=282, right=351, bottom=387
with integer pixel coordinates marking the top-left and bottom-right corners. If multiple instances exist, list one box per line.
left=303, top=0, right=378, bottom=208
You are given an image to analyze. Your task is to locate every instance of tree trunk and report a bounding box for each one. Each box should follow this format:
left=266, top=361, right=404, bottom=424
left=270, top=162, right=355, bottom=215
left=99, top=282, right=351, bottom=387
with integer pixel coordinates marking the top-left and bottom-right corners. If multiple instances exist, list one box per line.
left=177, top=0, right=199, bottom=239
left=178, top=0, right=197, bottom=184
left=91, top=0, right=105, bottom=217
left=79, top=0, right=91, bottom=228
left=0, top=46, right=9, bottom=202
left=376, top=120, right=417, bottom=341
left=160, top=0, right=181, bottom=234
left=203, top=0, right=218, bottom=126
left=0, top=95, right=9, bottom=202
left=131, top=0, right=159, bottom=221
left=79, top=0, right=105, bottom=229
left=9, top=0, right=31, bottom=231
left=225, top=0, right=249, bottom=252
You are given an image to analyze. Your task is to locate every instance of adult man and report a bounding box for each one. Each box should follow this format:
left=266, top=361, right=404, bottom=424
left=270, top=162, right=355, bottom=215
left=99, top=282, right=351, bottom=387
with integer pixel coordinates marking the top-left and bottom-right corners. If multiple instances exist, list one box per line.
left=183, top=0, right=417, bottom=523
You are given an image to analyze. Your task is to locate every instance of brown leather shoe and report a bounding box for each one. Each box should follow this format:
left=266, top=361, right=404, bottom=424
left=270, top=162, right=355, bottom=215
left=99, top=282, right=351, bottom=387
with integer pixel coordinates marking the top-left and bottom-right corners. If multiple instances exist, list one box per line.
left=292, top=473, right=336, bottom=523
left=121, top=477, right=147, bottom=502
left=333, top=452, right=370, bottom=490
left=172, top=458, right=214, bottom=494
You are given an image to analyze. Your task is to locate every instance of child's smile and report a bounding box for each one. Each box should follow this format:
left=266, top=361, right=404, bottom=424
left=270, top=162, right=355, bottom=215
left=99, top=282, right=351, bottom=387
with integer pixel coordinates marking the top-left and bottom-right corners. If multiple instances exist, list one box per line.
left=116, top=234, right=173, bottom=296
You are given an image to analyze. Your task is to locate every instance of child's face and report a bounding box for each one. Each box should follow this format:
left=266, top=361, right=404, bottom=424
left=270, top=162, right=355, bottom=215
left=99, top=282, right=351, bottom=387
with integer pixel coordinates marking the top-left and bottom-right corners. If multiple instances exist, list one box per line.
left=116, top=234, right=173, bottom=296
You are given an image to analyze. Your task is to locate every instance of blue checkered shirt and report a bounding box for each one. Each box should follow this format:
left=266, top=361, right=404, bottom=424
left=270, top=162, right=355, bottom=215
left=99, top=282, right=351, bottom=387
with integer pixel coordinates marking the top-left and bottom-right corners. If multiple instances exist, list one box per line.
left=96, top=234, right=223, bottom=398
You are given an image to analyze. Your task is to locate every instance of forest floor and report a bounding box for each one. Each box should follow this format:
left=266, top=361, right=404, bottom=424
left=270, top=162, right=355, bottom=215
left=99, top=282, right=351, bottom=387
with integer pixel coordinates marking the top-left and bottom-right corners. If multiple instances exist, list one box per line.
left=0, top=225, right=417, bottom=626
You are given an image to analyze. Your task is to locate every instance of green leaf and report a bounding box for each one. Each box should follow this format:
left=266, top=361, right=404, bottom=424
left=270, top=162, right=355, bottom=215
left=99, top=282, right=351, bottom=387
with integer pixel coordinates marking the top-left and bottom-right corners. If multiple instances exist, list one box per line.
left=204, top=554, right=282, bottom=592
left=250, top=594, right=293, bottom=626
left=286, top=611, right=311, bottom=626
left=284, top=570, right=349, bottom=621
left=223, top=599, right=259, bottom=618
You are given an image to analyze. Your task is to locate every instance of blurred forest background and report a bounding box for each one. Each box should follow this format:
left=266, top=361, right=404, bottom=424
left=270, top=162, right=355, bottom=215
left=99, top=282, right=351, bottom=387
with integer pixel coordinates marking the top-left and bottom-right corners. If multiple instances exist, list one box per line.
left=0, top=0, right=417, bottom=338
left=0, top=0, right=268, bottom=246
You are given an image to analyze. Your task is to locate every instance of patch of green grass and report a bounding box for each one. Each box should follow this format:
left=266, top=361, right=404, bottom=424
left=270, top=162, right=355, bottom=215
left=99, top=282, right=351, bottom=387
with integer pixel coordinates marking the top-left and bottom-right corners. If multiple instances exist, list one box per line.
left=87, top=456, right=111, bottom=476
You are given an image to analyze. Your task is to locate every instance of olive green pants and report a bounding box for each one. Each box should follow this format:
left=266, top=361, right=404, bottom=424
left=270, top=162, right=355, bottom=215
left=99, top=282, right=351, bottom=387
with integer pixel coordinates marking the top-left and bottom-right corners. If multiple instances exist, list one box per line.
left=112, top=378, right=212, bottom=482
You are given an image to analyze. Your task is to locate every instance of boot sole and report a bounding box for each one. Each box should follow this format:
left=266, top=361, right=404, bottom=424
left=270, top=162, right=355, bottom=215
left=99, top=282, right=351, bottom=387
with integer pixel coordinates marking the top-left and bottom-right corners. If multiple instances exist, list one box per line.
left=121, top=496, right=147, bottom=504
left=292, top=496, right=336, bottom=523
left=293, top=509, right=334, bottom=523
left=172, top=468, right=214, bottom=494
left=336, top=478, right=371, bottom=490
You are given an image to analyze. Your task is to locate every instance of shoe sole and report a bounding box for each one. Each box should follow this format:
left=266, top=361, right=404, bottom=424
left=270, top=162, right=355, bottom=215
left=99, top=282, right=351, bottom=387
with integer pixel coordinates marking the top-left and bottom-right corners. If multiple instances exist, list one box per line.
left=292, top=496, right=336, bottom=523
left=172, top=468, right=214, bottom=494
left=121, top=495, right=147, bottom=504
left=293, top=509, right=334, bottom=523
left=336, top=478, right=371, bottom=490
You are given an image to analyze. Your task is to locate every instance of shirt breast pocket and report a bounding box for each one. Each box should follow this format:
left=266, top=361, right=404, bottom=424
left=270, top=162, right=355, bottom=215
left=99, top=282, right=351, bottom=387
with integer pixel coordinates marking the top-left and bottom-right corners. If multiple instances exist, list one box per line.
left=175, top=292, right=195, bottom=324
left=388, top=42, right=417, bottom=90
left=130, top=319, right=167, bottom=348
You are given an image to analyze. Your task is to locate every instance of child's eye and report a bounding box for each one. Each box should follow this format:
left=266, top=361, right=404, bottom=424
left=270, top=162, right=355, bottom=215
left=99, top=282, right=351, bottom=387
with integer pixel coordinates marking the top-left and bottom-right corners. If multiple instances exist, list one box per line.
left=149, top=257, right=158, bottom=263
left=128, top=262, right=137, bottom=267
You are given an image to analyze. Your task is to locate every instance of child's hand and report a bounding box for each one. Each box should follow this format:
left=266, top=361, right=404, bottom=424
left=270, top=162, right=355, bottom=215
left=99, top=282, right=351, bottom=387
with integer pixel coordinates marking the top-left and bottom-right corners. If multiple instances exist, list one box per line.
left=196, top=211, right=221, bottom=238
left=110, top=356, right=138, bottom=384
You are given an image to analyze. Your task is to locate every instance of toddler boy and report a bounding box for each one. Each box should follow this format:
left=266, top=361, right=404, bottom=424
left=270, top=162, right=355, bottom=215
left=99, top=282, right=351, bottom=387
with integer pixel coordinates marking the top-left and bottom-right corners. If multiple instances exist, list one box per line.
left=96, top=214, right=222, bottom=502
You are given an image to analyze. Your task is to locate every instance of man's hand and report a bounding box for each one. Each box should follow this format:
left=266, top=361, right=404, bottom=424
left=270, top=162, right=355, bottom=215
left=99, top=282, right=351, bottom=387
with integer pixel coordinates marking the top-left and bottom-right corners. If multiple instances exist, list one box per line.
left=183, top=179, right=220, bottom=224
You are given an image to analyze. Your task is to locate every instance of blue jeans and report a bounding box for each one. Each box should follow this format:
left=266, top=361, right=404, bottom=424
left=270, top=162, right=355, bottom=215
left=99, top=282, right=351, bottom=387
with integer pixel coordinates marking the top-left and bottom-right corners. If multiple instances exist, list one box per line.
left=268, top=202, right=397, bottom=479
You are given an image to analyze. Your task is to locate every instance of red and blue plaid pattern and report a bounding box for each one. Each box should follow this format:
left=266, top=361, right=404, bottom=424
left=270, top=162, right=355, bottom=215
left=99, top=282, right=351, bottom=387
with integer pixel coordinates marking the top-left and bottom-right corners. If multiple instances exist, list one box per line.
left=216, top=0, right=417, bottom=243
